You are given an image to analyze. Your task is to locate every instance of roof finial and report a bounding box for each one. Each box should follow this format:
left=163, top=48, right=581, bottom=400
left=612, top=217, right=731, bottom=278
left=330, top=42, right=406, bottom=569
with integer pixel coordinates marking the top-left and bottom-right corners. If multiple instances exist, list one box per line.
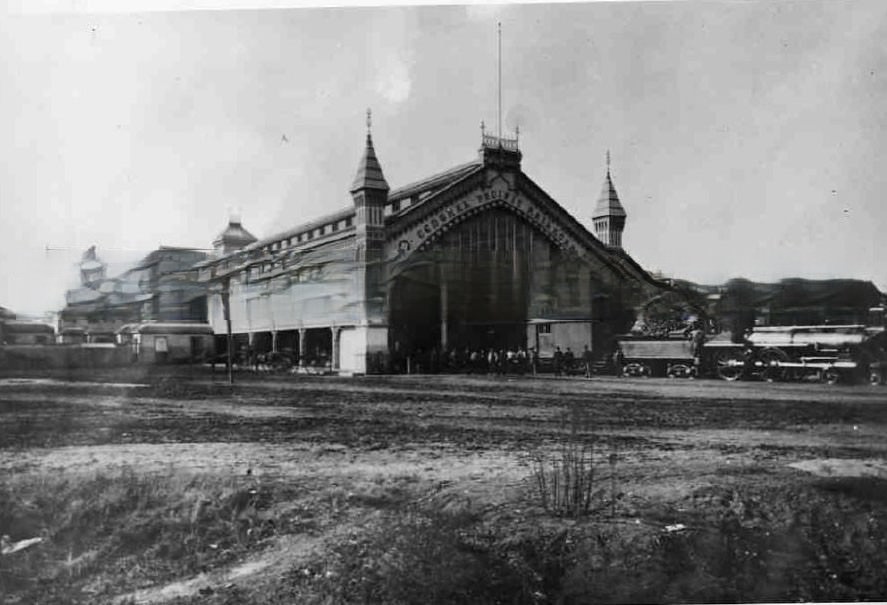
left=480, top=119, right=485, bottom=136
left=366, top=108, right=372, bottom=136
left=515, top=123, right=520, bottom=143
left=606, top=149, right=611, bottom=175
left=497, top=21, right=502, bottom=141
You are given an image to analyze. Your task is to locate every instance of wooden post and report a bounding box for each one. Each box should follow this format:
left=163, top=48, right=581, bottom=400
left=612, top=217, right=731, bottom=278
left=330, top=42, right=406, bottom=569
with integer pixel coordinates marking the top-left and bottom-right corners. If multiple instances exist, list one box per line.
left=440, top=278, right=448, bottom=351
left=221, top=277, right=234, bottom=385
left=298, top=328, right=307, bottom=369
left=330, top=326, right=339, bottom=371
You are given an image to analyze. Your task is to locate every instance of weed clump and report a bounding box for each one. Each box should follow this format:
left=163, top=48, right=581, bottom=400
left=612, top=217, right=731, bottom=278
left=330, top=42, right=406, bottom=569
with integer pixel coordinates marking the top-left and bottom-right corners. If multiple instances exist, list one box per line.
left=531, top=403, right=618, bottom=517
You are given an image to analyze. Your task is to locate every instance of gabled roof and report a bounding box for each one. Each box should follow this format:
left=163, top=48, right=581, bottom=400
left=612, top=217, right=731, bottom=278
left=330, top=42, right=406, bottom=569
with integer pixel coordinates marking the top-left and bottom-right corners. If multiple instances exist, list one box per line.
left=350, top=133, right=389, bottom=193
left=592, top=171, right=626, bottom=219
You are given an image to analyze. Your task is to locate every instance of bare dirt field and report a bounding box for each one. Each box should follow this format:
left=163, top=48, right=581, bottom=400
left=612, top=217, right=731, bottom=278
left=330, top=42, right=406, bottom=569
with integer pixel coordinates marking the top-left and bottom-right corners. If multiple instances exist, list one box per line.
left=1, top=369, right=887, bottom=604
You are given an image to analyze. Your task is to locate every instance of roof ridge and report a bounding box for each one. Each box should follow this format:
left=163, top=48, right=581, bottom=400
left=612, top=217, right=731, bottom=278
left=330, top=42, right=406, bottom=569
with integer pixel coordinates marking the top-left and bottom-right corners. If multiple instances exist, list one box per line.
left=389, top=160, right=483, bottom=201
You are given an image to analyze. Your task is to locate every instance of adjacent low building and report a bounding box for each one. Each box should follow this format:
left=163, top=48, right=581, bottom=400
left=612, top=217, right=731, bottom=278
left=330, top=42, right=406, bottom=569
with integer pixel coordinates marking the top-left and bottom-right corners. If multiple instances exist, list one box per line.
left=59, top=246, right=209, bottom=342
left=117, top=322, right=215, bottom=364
left=0, top=320, right=55, bottom=345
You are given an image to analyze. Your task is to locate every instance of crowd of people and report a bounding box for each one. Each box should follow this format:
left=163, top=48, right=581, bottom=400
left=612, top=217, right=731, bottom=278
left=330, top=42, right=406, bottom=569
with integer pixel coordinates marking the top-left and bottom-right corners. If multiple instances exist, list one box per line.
left=391, top=344, right=596, bottom=377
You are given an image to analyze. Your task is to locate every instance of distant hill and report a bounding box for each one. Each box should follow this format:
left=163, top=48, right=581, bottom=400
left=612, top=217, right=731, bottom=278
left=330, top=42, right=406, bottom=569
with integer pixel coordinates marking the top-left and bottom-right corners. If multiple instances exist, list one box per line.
left=670, top=277, right=885, bottom=329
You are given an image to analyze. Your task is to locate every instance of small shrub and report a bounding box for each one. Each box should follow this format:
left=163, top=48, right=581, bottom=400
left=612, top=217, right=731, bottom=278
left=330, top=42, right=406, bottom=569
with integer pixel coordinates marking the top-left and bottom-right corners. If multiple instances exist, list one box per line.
left=531, top=403, right=615, bottom=517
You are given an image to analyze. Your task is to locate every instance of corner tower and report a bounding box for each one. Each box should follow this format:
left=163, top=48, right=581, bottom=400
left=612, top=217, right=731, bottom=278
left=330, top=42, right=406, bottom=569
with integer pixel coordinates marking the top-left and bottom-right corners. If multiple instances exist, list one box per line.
left=592, top=151, right=627, bottom=251
left=351, top=109, right=389, bottom=237
left=350, top=109, right=389, bottom=325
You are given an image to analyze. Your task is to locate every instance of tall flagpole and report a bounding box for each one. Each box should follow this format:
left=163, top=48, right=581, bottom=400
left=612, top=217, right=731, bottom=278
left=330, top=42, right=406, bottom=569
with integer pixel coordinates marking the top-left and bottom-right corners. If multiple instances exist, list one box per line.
left=498, top=21, right=502, bottom=141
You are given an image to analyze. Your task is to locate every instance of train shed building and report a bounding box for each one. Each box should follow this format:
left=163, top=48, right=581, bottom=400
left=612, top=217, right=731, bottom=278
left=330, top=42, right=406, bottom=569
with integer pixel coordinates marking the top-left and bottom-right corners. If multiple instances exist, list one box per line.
left=197, top=122, right=665, bottom=373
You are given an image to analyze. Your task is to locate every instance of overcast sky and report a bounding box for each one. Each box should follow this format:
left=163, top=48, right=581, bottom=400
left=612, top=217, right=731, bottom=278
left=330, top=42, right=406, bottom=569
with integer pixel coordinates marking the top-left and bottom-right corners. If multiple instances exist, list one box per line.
left=1, top=0, right=885, bottom=316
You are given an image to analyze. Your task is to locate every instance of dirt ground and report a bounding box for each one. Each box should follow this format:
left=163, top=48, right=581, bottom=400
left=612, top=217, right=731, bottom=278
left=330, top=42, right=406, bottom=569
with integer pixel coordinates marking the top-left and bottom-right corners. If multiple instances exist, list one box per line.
left=1, top=371, right=886, bottom=603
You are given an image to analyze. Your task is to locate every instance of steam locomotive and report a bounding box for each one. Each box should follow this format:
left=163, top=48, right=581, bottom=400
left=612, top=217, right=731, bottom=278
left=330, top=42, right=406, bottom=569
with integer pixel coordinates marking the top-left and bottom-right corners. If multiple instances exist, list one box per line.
left=617, top=307, right=886, bottom=385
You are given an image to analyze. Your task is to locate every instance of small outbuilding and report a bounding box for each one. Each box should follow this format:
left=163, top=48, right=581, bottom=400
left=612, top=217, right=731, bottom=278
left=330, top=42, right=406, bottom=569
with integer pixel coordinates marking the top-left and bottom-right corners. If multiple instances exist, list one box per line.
left=117, top=322, right=215, bottom=364
left=58, top=326, right=87, bottom=345
left=1, top=321, right=55, bottom=345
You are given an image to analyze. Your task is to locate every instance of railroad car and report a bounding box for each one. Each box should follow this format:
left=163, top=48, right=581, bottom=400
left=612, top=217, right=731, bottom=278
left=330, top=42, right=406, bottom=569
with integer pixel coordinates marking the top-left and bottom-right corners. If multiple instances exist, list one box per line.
left=617, top=307, right=886, bottom=385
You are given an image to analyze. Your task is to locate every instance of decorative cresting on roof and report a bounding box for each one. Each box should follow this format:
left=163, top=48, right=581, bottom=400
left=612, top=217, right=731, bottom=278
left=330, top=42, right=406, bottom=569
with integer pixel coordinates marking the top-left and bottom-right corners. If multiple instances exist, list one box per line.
left=350, top=109, right=390, bottom=193
left=592, top=150, right=626, bottom=219
left=479, top=119, right=520, bottom=152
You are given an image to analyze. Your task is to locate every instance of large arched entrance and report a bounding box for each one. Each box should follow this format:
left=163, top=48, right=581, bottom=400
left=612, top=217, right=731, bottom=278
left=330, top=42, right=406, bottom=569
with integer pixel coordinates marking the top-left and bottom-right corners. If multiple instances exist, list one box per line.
left=388, top=207, right=581, bottom=362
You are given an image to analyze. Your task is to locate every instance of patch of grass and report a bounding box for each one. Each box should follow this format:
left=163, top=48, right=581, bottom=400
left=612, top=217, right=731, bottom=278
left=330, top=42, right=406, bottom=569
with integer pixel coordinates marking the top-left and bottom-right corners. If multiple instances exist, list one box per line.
left=0, top=468, right=285, bottom=604
left=265, top=506, right=538, bottom=605
left=222, top=481, right=887, bottom=605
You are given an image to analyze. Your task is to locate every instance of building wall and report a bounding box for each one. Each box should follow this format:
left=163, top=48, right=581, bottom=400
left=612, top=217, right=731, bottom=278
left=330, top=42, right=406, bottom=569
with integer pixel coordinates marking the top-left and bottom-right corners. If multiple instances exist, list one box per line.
left=528, top=321, right=593, bottom=357
left=3, top=332, right=53, bottom=345
left=207, top=240, right=364, bottom=335
left=0, top=344, right=131, bottom=369
left=136, top=333, right=214, bottom=364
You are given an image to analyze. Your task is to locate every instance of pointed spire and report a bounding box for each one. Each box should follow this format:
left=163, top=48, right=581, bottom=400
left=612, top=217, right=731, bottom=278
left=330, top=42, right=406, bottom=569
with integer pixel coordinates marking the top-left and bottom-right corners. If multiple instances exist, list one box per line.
left=351, top=108, right=389, bottom=193
left=593, top=152, right=626, bottom=220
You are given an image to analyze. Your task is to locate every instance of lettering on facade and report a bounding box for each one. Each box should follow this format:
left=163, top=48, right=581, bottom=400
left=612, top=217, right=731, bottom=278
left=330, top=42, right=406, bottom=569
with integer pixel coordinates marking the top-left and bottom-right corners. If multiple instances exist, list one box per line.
left=388, top=185, right=582, bottom=261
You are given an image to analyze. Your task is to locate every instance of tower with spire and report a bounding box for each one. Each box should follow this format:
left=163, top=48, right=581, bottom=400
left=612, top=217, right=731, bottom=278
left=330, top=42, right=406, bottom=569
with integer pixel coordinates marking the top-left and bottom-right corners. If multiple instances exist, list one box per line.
left=351, top=109, right=389, bottom=324
left=592, top=151, right=627, bottom=251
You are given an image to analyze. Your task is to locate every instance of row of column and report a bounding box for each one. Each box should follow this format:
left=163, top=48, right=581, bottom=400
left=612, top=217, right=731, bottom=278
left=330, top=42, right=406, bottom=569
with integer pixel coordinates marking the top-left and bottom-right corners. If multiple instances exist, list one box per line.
left=247, top=326, right=342, bottom=370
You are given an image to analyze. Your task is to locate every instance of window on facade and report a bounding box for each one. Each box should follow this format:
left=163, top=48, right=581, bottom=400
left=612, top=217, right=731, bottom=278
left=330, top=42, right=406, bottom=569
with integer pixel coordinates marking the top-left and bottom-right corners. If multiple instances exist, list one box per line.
left=345, top=217, right=353, bottom=228
left=392, top=200, right=401, bottom=213
left=538, top=323, right=552, bottom=334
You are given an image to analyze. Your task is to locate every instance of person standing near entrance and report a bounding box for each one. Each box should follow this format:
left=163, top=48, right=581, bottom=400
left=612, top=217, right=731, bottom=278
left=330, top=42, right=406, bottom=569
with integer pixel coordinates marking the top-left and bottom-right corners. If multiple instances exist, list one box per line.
left=564, top=347, right=575, bottom=376
left=553, top=346, right=563, bottom=376
left=583, top=345, right=593, bottom=378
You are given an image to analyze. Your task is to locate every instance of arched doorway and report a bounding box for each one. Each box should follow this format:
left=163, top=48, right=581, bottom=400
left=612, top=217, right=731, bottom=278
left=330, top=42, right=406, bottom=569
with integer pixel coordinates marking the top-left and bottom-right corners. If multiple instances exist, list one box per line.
left=388, top=207, right=577, bottom=361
